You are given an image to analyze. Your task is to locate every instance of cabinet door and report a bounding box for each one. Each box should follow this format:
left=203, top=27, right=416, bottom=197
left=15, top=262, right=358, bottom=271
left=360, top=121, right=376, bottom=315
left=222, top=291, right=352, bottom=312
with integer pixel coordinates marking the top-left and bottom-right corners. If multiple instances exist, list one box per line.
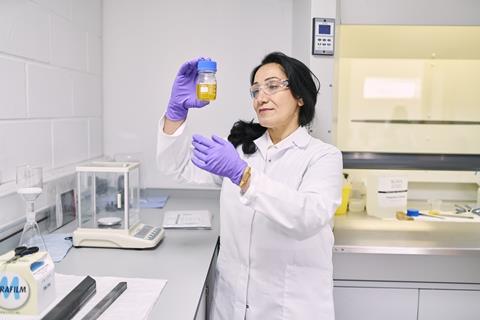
left=419, top=289, right=480, bottom=320
left=334, top=287, right=418, bottom=320
left=195, top=287, right=207, bottom=320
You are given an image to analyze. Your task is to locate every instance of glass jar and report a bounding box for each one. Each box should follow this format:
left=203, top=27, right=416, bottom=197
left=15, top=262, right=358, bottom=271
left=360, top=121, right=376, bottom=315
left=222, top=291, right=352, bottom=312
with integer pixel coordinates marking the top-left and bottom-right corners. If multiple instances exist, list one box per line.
left=196, top=60, right=217, bottom=101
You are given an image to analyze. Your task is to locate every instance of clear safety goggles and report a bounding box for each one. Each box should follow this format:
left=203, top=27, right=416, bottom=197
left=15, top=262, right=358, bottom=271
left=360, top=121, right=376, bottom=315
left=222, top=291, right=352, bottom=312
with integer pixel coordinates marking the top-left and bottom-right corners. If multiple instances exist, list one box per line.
left=249, top=79, right=289, bottom=99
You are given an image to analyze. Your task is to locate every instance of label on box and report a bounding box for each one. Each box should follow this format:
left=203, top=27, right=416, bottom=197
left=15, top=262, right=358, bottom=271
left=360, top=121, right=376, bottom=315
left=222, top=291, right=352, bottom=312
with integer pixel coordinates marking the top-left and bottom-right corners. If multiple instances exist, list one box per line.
left=377, top=176, right=408, bottom=207
left=0, top=251, right=56, bottom=315
left=0, top=272, right=30, bottom=310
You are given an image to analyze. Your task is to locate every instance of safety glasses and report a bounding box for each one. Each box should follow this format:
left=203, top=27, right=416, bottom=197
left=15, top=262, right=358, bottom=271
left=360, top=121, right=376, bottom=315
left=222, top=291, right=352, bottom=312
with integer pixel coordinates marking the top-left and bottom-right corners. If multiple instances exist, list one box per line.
left=249, top=79, right=289, bottom=99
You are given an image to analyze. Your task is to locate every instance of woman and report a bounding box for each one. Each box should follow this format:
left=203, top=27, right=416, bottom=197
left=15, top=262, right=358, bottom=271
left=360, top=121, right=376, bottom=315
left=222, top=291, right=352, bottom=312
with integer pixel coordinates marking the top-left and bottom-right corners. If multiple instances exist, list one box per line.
left=157, top=52, right=342, bottom=320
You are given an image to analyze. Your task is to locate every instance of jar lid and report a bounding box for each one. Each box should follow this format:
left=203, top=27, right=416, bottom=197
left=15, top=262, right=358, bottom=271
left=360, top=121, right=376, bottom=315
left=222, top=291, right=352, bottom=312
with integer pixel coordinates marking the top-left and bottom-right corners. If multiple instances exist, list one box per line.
left=198, top=60, right=217, bottom=72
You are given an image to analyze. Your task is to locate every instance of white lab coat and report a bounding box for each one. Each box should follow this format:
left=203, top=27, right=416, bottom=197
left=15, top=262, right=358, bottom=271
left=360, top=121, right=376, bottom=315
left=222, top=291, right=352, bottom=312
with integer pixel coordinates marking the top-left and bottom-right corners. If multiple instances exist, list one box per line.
left=156, top=117, right=343, bottom=320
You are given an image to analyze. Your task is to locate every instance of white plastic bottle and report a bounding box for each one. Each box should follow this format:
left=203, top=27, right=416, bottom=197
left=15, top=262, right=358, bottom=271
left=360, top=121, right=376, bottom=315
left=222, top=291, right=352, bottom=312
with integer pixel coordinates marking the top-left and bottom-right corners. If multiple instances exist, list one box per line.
left=349, top=181, right=366, bottom=212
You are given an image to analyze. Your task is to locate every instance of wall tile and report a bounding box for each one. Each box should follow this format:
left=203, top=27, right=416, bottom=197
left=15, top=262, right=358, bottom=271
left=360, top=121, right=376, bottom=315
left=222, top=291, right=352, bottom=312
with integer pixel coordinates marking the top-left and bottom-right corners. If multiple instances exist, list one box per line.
left=0, top=58, right=27, bottom=119
left=89, top=117, right=103, bottom=158
left=87, top=33, right=102, bottom=75
left=0, top=121, right=52, bottom=182
left=31, top=0, right=72, bottom=20
left=0, top=193, right=25, bottom=236
left=72, top=0, right=102, bottom=36
left=0, top=0, right=50, bottom=62
left=0, top=0, right=102, bottom=238
left=51, top=15, right=87, bottom=70
left=52, top=119, right=89, bottom=167
left=28, top=64, right=73, bottom=118
left=73, top=72, right=101, bottom=117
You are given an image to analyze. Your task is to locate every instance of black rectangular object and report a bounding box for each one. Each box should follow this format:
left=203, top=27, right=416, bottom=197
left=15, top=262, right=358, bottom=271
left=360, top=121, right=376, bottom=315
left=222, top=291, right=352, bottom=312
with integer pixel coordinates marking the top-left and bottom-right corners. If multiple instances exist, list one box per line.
left=342, top=152, right=480, bottom=171
left=81, top=281, right=127, bottom=320
left=42, top=276, right=96, bottom=320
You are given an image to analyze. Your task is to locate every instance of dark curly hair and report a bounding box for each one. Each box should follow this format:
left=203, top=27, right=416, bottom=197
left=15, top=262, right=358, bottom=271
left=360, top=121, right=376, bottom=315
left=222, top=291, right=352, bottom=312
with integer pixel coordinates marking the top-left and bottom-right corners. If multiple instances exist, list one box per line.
left=227, top=52, right=320, bottom=154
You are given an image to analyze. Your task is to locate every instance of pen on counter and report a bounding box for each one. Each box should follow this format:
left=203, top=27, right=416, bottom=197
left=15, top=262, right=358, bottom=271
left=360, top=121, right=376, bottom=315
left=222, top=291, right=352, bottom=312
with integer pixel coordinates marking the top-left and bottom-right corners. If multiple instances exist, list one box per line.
left=406, top=209, right=445, bottom=220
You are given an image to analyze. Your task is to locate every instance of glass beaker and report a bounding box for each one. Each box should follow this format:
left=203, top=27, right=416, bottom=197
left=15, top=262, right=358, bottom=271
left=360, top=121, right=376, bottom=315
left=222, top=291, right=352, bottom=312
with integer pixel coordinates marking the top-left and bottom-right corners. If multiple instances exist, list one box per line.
left=16, top=165, right=47, bottom=251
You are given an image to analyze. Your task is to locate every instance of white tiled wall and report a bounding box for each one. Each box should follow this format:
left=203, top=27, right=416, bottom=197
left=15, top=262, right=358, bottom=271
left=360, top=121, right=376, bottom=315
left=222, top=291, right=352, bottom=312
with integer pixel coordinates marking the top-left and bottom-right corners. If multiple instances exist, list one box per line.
left=0, top=0, right=103, bottom=232
left=0, top=59, right=26, bottom=118
left=0, top=0, right=103, bottom=184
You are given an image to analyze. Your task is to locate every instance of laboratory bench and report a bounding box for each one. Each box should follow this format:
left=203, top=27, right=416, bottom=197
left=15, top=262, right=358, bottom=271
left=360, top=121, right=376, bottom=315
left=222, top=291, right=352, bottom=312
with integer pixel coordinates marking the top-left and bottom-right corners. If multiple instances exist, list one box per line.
left=55, top=189, right=221, bottom=320
left=332, top=211, right=480, bottom=320
left=5, top=189, right=480, bottom=319
left=55, top=190, right=480, bottom=320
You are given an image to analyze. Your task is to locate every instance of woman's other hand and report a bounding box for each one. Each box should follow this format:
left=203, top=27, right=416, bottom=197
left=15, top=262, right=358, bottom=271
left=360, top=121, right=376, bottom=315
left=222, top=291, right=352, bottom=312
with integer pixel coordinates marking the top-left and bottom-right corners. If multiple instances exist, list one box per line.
left=191, top=134, right=247, bottom=185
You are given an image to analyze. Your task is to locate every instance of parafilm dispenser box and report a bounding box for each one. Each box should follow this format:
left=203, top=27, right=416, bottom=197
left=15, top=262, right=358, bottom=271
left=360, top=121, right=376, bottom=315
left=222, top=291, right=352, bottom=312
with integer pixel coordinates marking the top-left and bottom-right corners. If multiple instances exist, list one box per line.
left=0, top=251, right=55, bottom=315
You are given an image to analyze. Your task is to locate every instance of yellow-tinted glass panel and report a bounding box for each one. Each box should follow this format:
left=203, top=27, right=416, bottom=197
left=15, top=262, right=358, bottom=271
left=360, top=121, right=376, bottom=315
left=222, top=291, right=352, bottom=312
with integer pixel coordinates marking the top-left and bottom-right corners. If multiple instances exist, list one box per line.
left=335, top=25, right=480, bottom=154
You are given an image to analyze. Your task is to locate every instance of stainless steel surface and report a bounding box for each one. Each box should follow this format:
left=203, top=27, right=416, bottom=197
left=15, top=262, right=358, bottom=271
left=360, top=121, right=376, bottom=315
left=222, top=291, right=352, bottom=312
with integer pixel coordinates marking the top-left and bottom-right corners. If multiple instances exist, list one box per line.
left=333, top=245, right=480, bottom=255
left=333, top=211, right=480, bottom=255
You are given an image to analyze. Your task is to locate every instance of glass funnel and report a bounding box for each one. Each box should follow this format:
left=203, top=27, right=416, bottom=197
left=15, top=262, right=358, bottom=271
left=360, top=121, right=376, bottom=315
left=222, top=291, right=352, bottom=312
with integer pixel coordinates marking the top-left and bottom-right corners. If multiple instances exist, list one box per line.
left=16, top=165, right=47, bottom=251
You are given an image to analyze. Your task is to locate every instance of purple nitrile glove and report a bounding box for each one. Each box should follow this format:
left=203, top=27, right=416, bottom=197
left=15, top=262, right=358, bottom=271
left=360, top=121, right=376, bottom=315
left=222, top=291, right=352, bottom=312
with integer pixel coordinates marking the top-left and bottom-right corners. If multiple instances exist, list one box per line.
left=191, top=134, right=248, bottom=185
left=165, top=58, right=210, bottom=121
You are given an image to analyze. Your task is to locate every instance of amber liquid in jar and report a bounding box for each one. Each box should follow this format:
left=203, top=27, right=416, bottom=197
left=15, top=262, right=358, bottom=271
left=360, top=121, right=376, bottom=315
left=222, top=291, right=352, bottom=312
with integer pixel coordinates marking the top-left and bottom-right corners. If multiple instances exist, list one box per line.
left=196, top=83, right=217, bottom=101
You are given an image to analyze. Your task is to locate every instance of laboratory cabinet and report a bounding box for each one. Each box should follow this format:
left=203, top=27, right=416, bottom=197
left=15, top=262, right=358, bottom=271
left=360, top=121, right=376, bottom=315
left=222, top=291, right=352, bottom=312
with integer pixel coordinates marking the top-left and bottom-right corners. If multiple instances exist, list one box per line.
left=195, top=288, right=207, bottom=320
left=334, top=284, right=480, bottom=320
left=333, top=286, right=418, bottom=320
left=332, top=250, right=480, bottom=320
left=418, top=289, right=480, bottom=320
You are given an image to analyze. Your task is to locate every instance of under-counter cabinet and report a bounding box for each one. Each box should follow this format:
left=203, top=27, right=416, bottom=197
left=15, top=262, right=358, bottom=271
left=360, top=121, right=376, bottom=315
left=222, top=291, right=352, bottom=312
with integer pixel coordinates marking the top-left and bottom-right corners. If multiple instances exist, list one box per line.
left=418, top=289, right=480, bottom=320
left=334, top=286, right=418, bottom=320
left=334, top=283, right=480, bottom=320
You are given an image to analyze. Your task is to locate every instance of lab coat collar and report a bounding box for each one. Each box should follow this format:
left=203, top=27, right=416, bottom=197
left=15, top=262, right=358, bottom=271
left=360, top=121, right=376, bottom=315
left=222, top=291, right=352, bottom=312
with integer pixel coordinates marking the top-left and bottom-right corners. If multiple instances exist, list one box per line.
left=254, top=126, right=311, bottom=158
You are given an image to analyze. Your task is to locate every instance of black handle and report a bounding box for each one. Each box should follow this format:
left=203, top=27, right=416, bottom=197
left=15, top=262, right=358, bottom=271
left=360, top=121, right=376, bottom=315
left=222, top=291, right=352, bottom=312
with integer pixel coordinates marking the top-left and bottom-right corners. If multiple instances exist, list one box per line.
left=21, top=246, right=39, bottom=256
left=14, top=246, right=27, bottom=255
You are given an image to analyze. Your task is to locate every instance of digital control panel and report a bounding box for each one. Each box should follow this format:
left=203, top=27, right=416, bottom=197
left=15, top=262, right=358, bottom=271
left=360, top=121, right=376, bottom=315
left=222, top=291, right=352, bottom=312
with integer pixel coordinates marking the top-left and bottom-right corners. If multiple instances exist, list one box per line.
left=312, top=17, right=335, bottom=55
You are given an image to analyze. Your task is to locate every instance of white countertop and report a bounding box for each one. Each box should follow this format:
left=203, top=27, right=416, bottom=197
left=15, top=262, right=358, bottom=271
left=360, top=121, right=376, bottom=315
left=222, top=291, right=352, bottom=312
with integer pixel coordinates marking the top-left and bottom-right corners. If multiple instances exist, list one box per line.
left=55, top=190, right=220, bottom=320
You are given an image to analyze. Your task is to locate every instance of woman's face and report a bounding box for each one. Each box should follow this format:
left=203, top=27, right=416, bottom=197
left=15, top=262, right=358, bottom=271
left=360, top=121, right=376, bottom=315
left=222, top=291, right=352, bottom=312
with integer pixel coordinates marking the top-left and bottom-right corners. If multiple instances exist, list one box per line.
left=252, top=63, right=303, bottom=130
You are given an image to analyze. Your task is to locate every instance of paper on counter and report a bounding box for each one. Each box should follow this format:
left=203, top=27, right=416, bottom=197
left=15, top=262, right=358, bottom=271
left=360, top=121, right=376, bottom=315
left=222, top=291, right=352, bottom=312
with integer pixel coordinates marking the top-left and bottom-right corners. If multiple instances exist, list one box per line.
left=2, top=273, right=167, bottom=320
left=163, top=210, right=212, bottom=229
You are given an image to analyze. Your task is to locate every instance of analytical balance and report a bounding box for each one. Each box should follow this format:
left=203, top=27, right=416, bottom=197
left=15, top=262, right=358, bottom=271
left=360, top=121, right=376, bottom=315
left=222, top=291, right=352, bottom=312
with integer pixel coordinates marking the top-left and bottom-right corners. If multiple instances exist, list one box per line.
left=73, top=161, right=164, bottom=249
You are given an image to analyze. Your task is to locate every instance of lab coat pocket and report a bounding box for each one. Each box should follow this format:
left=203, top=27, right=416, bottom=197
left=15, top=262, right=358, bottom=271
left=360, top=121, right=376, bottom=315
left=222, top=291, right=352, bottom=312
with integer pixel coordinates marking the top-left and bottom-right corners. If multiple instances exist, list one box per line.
left=283, top=265, right=334, bottom=320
